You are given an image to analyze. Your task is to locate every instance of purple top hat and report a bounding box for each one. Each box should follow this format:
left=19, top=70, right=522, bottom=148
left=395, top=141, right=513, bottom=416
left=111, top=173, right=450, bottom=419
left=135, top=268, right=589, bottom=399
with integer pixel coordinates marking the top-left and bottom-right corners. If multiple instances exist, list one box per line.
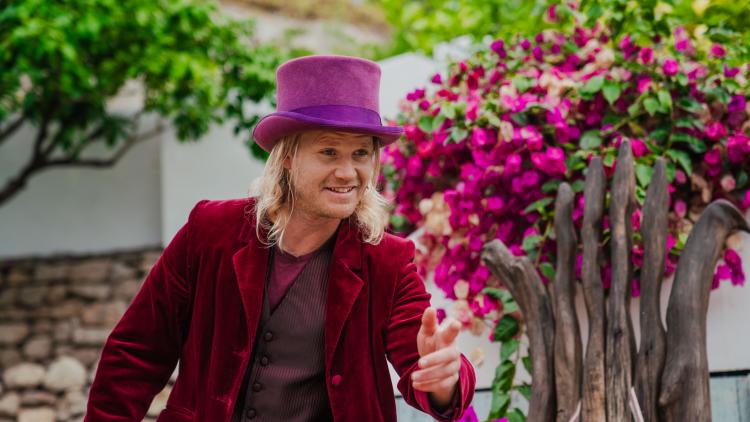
left=252, top=55, right=405, bottom=152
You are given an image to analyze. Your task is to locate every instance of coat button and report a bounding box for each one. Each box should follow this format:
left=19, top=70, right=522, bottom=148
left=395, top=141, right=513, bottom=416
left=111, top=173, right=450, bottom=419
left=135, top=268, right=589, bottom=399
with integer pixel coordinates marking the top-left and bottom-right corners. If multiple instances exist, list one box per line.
left=252, top=382, right=263, bottom=392
left=331, top=374, right=343, bottom=387
left=263, top=331, right=274, bottom=341
left=246, top=408, right=257, bottom=419
left=260, top=356, right=269, bottom=366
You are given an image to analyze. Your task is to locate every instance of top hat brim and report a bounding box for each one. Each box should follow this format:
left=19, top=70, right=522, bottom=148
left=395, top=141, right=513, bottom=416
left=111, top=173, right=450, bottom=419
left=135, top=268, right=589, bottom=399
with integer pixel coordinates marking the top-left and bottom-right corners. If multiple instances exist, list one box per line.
left=252, top=111, right=404, bottom=152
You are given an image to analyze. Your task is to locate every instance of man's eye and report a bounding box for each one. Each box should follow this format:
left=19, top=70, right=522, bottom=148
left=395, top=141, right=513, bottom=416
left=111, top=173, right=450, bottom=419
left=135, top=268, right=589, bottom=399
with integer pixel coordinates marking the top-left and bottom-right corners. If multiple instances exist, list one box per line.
left=321, top=149, right=336, bottom=156
left=355, top=149, right=371, bottom=157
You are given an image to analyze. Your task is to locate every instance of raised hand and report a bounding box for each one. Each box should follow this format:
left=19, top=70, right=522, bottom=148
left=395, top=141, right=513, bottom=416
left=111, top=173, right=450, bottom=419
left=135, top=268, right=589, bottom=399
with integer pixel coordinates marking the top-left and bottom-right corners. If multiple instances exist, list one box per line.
left=412, top=307, right=462, bottom=408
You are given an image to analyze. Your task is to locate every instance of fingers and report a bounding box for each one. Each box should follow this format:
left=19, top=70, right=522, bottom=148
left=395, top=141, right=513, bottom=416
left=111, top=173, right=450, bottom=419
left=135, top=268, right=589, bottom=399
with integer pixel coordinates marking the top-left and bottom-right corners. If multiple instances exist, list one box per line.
left=418, top=346, right=460, bottom=369
left=438, top=318, right=461, bottom=347
left=419, top=307, right=438, bottom=337
left=411, top=372, right=459, bottom=393
left=411, top=359, right=461, bottom=385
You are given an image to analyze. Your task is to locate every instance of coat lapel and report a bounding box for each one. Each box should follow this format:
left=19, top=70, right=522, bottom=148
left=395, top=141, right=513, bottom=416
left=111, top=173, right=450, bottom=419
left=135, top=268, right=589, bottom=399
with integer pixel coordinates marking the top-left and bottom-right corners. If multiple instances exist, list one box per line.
left=232, top=216, right=268, bottom=347
left=325, top=219, right=364, bottom=370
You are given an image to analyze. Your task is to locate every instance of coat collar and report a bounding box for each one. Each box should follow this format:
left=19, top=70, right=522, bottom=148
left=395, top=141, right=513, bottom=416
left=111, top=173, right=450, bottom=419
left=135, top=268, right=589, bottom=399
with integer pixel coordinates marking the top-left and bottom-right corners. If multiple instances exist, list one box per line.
left=232, top=201, right=365, bottom=366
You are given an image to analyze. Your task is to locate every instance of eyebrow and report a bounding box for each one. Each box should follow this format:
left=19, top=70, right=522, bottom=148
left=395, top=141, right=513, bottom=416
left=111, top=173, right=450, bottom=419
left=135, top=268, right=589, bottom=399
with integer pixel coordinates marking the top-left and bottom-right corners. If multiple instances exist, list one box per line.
left=315, top=136, right=373, bottom=149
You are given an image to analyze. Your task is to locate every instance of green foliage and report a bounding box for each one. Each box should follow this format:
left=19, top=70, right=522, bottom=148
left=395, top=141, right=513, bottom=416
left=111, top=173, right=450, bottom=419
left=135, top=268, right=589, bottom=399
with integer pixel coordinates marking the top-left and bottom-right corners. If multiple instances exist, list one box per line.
left=0, top=0, right=287, bottom=204
left=374, top=0, right=750, bottom=60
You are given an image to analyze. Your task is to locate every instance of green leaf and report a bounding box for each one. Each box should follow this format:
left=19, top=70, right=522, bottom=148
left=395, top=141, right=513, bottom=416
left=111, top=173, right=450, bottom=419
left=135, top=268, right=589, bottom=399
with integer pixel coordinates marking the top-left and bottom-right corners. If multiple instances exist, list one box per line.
left=450, top=127, right=467, bottom=143
left=522, top=356, right=532, bottom=373
left=581, top=75, right=605, bottom=95
left=539, top=261, right=556, bottom=280
left=523, top=197, right=554, bottom=214
left=570, top=179, right=585, bottom=192
left=635, top=163, right=654, bottom=187
left=512, top=75, right=535, bottom=92
left=603, top=80, right=622, bottom=105
left=516, top=383, right=532, bottom=401
left=657, top=89, right=673, bottom=111
left=737, top=171, right=748, bottom=189
left=666, top=149, right=693, bottom=175
left=442, top=103, right=456, bottom=119
left=506, top=408, right=526, bottom=422
left=494, top=315, right=519, bottom=342
left=500, top=339, right=520, bottom=361
left=580, top=130, right=603, bottom=149
left=418, top=115, right=433, bottom=133
left=643, top=97, right=660, bottom=116
left=522, top=235, right=544, bottom=253
left=677, top=97, right=703, bottom=114
left=486, top=112, right=502, bottom=127
left=541, top=180, right=561, bottom=193
left=670, top=132, right=706, bottom=153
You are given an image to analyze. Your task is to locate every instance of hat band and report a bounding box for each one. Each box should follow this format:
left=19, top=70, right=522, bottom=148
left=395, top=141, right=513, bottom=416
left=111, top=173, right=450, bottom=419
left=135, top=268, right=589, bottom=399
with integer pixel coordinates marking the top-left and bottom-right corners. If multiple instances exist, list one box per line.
left=289, top=105, right=382, bottom=126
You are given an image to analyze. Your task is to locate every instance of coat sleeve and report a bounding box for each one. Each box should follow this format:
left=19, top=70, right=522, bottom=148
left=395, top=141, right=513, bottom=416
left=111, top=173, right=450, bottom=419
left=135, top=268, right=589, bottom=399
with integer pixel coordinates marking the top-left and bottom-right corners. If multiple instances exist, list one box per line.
left=384, top=239, right=476, bottom=421
left=84, top=200, right=206, bottom=421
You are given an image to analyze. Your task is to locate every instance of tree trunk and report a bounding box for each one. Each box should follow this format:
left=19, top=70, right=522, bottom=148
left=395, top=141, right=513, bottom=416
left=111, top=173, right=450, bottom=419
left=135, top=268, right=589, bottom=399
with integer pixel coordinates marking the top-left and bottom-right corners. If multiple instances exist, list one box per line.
left=580, top=157, right=607, bottom=422
left=482, top=240, right=556, bottom=422
left=552, top=183, right=582, bottom=421
left=605, top=140, right=637, bottom=421
left=659, top=200, right=750, bottom=421
left=635, top=158, right=668, bottom=422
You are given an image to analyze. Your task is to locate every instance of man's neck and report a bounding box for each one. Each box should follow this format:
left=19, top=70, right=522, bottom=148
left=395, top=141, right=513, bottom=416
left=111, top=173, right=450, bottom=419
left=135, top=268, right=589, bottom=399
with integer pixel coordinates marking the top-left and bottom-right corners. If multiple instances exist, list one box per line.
left=277, top=207, right=342, bottom=257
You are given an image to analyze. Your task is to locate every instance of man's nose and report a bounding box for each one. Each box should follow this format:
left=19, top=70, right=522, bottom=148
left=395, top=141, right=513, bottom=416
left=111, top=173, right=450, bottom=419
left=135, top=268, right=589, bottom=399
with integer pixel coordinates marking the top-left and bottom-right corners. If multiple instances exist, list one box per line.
left=334, top=158, right=357, bottom=180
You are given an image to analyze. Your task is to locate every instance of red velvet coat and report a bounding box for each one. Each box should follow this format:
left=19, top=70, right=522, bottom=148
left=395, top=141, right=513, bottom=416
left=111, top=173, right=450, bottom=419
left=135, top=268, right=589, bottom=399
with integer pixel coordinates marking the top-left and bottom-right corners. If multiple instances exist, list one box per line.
left=85, top=198, right=475, bottom=421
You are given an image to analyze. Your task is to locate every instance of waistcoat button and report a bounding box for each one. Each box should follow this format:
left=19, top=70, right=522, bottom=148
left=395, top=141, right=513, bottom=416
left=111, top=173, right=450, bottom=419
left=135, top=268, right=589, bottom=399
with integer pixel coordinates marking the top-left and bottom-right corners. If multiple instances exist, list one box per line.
left=263, top=331, right=274, bottom=341
left=331, top=374, right=342, bottom=387
left=260, top=355, right=270, bottom=366
left=252, top=382, right=263, bottom=392
left=246, top=408, right=257, bottom=419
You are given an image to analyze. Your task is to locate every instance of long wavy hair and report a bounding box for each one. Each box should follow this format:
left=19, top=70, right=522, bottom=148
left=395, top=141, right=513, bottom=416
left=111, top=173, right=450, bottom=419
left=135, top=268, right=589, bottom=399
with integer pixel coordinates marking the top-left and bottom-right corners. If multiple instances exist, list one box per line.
left=251, top=132, right=390, bottom=248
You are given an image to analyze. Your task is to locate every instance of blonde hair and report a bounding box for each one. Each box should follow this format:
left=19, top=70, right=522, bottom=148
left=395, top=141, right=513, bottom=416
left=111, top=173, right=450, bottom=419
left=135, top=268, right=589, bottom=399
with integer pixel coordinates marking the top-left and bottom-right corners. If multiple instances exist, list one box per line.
left=252, top=132, right=390, bottom=248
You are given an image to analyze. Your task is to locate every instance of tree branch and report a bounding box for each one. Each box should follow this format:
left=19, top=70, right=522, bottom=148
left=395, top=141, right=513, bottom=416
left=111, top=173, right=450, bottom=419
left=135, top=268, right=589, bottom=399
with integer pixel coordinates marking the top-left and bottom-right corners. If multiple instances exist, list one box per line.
left=0, top=115, right=161, bottom=206
left=45, top=123, right=161, bottom=169
left=0, top=115, right=26, bottom=146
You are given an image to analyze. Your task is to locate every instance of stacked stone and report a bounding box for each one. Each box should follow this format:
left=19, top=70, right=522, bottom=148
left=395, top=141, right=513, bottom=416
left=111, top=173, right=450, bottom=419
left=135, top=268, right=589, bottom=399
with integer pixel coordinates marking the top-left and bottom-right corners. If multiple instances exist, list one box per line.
left=0, top=248, right=175, bottom=422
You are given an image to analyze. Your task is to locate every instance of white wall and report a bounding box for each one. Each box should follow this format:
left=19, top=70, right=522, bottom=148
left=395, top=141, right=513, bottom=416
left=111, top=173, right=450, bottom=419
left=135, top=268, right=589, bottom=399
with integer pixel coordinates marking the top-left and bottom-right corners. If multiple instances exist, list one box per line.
left=0, top=122, right=162, bottom=259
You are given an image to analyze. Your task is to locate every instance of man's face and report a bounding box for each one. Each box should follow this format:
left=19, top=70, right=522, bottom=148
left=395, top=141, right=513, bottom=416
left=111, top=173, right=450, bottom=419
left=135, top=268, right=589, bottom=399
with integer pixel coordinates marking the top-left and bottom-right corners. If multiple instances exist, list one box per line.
left=285, top=130, right=376, bottom=221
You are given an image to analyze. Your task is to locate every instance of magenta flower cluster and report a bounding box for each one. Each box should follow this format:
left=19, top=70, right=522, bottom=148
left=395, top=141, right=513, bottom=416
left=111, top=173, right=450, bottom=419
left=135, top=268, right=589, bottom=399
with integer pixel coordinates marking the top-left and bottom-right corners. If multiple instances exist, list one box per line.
left=382, top=23, right=750, bottom=327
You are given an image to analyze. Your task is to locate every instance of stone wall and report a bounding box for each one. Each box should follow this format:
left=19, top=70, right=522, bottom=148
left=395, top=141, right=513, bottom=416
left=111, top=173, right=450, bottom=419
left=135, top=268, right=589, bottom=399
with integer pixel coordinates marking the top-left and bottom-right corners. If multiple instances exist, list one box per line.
left=0, top=248, right=175, bottom=422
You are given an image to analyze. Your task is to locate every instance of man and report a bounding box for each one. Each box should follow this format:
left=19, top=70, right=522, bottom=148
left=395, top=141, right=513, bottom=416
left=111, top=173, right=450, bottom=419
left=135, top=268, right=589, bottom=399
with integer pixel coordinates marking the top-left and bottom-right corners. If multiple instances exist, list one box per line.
left=85, top=55, right=475, bottom=421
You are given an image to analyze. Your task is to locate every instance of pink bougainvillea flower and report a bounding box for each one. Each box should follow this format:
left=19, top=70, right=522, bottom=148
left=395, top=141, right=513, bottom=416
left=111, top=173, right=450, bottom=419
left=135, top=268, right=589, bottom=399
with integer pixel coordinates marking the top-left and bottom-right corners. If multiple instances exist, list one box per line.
left=631, top=138, right=649, bottom=157
left=619, top=34, right=637, bottom=59
left=724, top=65, right=740, bottom=78
left=491, top=39, right=507, bottom=58
left=533, top=46, right=544, bottom=62
left=704, top=147, right=722, bottom=166
left=431, top=73, right=442, bottom=84
left=504, top=153, right=522, bottom=176
left=720, top=174, right=736, bottom=192
left=705, top=122, right=727, bottom=141
left=710, top=43, right=727, bottom=58
left=636, top=75, right=652, bottom=94
left=674, top=170, right=687, bottom=184
left=675, top=38, right=690, bottom=52
left=406, top=88, right=425, bottom=101
left=727, top=133, right=750, bottom=163
left=520, top=38, right=532, bottom=50
left=674, top=199, right=687, bottom=218
left=663, top=59, right=679, bottom=76
left=639, top=47, right=654, bottom=64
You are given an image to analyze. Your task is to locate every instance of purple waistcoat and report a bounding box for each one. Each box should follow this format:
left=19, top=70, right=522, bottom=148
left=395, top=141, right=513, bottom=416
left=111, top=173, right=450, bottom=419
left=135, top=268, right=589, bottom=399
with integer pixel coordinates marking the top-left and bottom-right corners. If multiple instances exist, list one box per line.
left=232, top=241, right=334, bottom=421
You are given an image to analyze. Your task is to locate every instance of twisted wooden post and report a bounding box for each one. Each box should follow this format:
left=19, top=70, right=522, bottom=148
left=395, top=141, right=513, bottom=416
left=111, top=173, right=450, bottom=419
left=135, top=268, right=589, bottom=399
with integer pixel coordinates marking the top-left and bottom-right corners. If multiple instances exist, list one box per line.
left=481, top=141, right=749, bottom=421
